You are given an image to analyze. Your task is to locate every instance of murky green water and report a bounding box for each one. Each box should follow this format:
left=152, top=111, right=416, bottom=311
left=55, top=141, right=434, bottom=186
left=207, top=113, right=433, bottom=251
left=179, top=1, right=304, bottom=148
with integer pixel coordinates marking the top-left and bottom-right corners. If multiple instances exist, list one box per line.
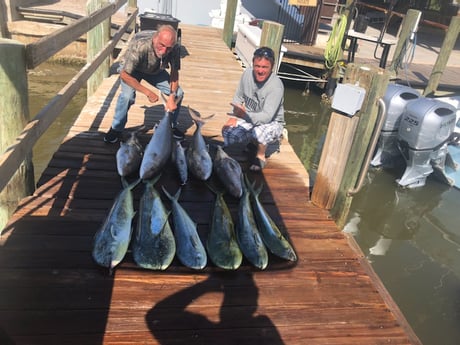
left=29, top=64, right=460, bottom=345
left=28, top=62, right=86, bottom=182
left=284, top=85, right=460, bottom=345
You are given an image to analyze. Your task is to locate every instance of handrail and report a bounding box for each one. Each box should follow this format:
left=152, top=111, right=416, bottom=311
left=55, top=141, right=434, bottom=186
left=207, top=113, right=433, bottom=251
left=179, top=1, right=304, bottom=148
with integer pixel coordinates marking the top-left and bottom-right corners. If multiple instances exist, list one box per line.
left=26, top=0, right=127, bottom=69
left=347, top=98, right=386, bottom=196
left=0, top=1, right=137, bottom=194
left=356, top=1, right=450, bottom=31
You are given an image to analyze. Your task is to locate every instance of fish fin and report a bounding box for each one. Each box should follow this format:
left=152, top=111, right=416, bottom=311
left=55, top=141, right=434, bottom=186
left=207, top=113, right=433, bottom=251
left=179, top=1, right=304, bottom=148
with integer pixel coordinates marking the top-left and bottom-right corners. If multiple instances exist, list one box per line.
left=134, top=124, right=149, bottom=135
left=110, top=224, right=116, bottom=239
left=190, top=234, right=200, bottom=249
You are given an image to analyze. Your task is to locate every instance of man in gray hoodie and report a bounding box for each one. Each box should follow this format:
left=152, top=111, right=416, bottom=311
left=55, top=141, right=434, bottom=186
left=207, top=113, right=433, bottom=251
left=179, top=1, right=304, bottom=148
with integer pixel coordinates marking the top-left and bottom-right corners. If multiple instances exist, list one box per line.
left=222, top=46, right=284, bottom=171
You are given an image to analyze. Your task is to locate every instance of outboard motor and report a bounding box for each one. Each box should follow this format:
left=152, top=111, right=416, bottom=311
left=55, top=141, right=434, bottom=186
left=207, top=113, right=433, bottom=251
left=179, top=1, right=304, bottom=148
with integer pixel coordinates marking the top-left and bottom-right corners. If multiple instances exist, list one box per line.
left=397, top=98, right=457, bottom=188
left=371, top=84, right=420, bottom=167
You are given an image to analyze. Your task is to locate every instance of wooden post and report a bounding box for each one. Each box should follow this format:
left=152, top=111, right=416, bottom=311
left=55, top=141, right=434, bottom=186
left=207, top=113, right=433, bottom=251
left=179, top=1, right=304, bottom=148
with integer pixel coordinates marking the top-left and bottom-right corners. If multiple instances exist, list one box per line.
left=0, top=39, right=35, bottom=232
left=222, top=0, right=238, bottom=48
left=331, top=67, right=390, bottom=228
left=0, top=0, right=8, bottom=38
left=423, top=15, right=460, bottom=96
left=311, top=64, right=390, bottom=225
left=388, top=9, right=422, bottom=74
left=87, top=0, right=111, bottom=97
left=260, top=21, right=285, bottom=71
left=127, top=0, right=137, bottom=33
left=325, top=0, right=354, bottom=97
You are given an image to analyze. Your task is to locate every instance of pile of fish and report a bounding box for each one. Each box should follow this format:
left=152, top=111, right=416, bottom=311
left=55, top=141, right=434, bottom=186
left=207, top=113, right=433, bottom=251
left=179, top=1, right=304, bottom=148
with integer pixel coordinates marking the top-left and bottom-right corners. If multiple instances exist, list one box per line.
left=92, top=175, right=297, bottom=272
left=93, top=106, right=297, bottom=273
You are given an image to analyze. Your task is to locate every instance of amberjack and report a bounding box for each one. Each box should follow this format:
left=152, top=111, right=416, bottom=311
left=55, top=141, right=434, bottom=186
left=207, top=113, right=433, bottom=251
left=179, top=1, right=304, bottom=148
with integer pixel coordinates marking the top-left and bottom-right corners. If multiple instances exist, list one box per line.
left=140, top=94, right=183, bottom=180
left=116, top=130, right=144, bottom=177
left=213, top=145, right=243, bottom=198
left=186, top=107, right=214, bottom=181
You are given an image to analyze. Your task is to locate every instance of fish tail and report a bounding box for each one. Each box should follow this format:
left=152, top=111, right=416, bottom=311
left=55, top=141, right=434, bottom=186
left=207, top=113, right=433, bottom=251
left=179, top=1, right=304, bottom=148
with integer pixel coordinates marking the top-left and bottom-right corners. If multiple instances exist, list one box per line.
left=161, top=186, right=181, bottom=202
left=205, top=181, right=224, bottom=196
left=123, top=177, right=141, bottom=190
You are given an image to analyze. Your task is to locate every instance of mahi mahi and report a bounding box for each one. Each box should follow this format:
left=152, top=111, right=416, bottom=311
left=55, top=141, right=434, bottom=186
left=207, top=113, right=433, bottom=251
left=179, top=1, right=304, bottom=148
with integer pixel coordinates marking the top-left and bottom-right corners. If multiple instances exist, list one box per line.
left=206, top=184, right=242, bottom=270
left=132, top=177, right=176, bottom=270
left=92, top=178, right=140, bottom=273
left=246, top=177, right=297, bottom=262
left=236, top=175, right=268, bottom=269
left=213, top=145, right=243, bottom=198
left=162, top=186, right=207, bottom=270
left=186, top=107, right=214, bottom=181
left=116, top=130, right=143, bottom=177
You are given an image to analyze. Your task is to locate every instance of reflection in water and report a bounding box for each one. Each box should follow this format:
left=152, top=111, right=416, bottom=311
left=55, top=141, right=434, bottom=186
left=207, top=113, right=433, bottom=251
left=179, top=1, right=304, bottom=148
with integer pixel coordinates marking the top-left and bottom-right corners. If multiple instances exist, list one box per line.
left=146, top=273, right=284, bottom=345
left=346, top=170, right=448, bottom=258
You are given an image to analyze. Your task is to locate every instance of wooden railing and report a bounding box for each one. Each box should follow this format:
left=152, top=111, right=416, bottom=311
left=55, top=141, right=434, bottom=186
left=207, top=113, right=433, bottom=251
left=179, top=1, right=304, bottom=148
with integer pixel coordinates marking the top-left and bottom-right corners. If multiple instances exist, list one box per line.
left=0, top=0, right=136, bottom=197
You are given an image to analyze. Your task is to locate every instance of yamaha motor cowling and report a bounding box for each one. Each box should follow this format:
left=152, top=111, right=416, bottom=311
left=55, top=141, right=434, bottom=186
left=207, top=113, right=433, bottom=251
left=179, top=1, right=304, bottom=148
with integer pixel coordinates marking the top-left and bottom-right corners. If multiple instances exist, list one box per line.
left=371, top=84, right=420, bottom=167
left=397, top=98, right=457, bottom=188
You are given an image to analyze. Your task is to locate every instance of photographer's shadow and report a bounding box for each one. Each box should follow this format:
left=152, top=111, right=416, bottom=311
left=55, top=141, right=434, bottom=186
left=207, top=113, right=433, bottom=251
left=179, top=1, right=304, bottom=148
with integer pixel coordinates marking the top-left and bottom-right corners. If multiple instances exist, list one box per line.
left=146, top=272, right=284, bottom=345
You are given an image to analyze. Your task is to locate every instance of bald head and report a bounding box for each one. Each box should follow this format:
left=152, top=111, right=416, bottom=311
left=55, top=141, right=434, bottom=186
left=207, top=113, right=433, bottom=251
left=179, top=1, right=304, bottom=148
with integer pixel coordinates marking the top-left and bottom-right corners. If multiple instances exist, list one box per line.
left=152, top=25, right=177, bottom=58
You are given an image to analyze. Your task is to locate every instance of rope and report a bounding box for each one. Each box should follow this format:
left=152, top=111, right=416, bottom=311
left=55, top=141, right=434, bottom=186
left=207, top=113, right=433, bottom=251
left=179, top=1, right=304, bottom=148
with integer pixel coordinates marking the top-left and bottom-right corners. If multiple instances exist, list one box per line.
left=392, top=33, right=417, bottom=86
left=324, top=14, right=348, bottom=70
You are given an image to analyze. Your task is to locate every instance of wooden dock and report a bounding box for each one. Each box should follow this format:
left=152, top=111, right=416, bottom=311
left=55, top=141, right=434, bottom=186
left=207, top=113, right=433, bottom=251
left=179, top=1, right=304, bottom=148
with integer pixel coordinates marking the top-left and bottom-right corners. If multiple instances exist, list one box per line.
left=0, top=24, right=421, bottom=344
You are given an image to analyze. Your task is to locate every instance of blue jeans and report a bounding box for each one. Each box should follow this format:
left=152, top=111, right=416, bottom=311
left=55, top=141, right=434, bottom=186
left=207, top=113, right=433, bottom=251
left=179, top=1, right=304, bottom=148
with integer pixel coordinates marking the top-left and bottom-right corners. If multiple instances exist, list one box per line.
left=111, top=69, right=184, bottom=131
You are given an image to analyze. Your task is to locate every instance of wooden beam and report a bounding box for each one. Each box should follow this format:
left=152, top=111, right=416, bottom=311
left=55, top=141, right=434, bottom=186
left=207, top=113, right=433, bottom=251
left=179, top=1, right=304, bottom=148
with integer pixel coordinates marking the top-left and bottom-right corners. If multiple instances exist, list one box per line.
left=25, top=0, right=127, bottom=69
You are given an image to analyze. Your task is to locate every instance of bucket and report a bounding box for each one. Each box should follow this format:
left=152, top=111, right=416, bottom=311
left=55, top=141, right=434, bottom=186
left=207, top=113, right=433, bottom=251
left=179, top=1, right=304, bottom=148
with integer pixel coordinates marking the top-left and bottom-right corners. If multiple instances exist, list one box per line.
left=353, top=14, right=369, bottom=33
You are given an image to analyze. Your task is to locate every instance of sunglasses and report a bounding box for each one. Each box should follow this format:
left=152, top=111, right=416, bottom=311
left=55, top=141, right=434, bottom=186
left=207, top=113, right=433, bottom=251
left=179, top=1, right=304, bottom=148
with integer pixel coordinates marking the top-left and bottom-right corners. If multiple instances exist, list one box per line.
left=253, top=47, right=275, bottom=60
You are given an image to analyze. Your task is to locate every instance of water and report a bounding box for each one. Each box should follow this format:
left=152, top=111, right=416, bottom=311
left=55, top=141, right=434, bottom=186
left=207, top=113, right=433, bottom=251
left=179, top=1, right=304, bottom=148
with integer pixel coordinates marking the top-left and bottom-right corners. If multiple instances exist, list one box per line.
left=28, top=67, right=460, bottom=345
left=283, top=85, right=460, bottom=345
left=28, top=62, right=86, bottom=182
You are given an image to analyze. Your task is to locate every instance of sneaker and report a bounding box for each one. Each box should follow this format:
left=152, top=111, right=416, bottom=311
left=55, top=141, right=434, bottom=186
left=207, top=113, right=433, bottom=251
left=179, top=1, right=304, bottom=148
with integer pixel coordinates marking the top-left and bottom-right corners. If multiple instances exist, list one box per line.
left=243, top=142, right=258, bottom=155
left=104, top=128, right=122, bottom=143
left=173, top=128, right=185, bottom=140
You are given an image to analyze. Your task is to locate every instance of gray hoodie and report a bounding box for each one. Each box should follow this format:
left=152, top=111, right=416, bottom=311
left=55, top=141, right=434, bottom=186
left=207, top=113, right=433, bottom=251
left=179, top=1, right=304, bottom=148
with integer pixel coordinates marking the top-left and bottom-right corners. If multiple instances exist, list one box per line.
left=232, top=67, right=285, bottom=126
